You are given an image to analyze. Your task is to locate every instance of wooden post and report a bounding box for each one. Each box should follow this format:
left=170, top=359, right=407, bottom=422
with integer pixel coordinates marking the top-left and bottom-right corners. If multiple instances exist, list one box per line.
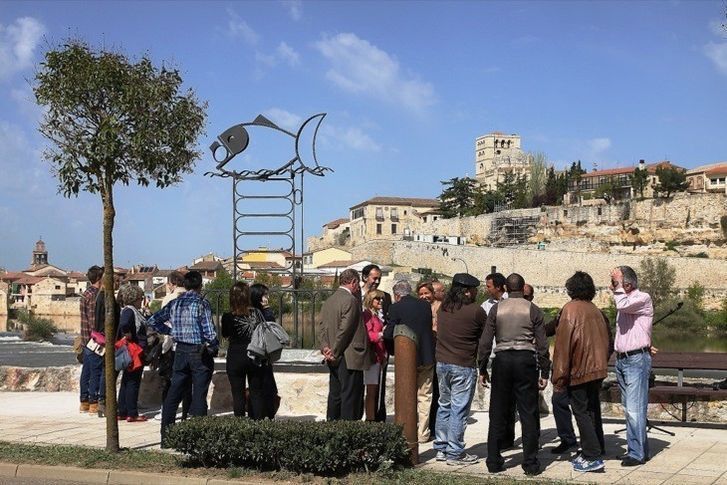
left=394, top=325, right=419, bottom=465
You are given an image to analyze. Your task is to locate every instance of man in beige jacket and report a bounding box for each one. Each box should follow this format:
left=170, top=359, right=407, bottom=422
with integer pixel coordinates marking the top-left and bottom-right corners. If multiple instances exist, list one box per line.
left=318, top=268, right=372, bottom=420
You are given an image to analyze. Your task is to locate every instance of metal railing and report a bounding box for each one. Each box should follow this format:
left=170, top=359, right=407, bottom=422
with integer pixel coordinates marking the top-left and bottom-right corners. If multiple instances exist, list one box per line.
left=202, top=287, right=335, bottom=349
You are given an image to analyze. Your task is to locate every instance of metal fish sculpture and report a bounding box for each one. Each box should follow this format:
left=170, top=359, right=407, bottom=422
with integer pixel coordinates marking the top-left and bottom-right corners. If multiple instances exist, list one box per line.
left=209, top=113, right=332, bottom=179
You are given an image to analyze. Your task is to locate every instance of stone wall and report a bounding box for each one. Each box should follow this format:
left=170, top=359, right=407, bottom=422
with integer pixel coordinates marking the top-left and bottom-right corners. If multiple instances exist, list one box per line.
left=32, top=296, right=81, bottom=333
left=420, top=193, right=727, bottom=255
left=350, top=240, right=396, bottom=266
left=389, top=241, right=727, bottom=309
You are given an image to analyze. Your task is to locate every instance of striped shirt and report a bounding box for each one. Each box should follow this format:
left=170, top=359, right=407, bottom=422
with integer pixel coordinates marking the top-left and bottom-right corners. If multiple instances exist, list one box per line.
left=147, top=291, right=218, bottom=346
left=613, top=288, right=653, bottom=353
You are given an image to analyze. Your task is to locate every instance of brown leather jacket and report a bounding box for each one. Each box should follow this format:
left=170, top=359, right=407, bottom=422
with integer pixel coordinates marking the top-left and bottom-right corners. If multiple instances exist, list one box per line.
left=551, top=300, right=612, bottom=389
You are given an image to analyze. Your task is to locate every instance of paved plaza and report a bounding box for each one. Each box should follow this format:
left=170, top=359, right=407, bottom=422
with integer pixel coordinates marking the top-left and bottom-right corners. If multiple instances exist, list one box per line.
left=0, top=392, right=726, bottom=483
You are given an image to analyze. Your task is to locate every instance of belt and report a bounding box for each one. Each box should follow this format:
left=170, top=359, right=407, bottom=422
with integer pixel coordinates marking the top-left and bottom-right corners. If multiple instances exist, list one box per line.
left=616, top=346, right=650, bottom=359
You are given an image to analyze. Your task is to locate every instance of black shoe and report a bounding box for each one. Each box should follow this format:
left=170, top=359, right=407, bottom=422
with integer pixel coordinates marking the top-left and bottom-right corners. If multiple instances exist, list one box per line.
left=487, top=461, right=505, bottom=473
left=524, top=466, right=542, bottom=476
left=621, top=456, right=644, bottom=467
left=551, top=441, right=578, bottom=454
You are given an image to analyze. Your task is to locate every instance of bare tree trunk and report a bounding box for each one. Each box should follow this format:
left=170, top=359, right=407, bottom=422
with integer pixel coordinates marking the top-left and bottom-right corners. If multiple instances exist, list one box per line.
left=102, top=180, right=119, bottom=452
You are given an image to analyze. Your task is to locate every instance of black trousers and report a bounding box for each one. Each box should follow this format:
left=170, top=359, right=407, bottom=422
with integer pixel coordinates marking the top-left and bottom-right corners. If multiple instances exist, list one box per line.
left=568, top=379, right=605, bottom=460
left=376, top=357, right=389, bottom=422
left=227, top=343, right=278, bottom=419
left=552, top=389, right=577, bottom=445
left=487, top=350, right=541, bottom=472
left=327, top=355, right=363, bottom=421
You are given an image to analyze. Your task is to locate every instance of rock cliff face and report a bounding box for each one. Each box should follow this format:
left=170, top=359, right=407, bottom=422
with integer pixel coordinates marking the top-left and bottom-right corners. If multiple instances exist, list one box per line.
left=416, top=193, right=727, bottom=258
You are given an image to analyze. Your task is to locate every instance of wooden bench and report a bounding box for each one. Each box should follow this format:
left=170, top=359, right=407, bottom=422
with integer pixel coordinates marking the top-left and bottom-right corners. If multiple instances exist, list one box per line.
left=609, top=351, right=727, bottom=422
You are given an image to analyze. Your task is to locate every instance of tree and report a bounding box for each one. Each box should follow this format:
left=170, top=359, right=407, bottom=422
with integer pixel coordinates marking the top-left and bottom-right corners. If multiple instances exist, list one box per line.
left=631, top=165, right=649, bottom=199
left=543, top=166, right=559, bottom=205
left=527, top=152, right=548, bottom=206
left=638, top=257, right=676, bottom=307
left=203, top=268, right=233, bottom=315
left=653, top=165, right=688, bottom=198
left=594, top=176, right=621, bottom=203
left=34, top=40, right=206, bottom=451
left=439, top=177, right=481, bottom=218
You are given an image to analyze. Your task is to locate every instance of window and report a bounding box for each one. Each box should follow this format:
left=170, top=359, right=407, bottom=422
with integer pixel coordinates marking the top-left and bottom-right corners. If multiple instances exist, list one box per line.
left=55, top=285, right=61, bottom=290
left=391, top=208, right=399, bottom=221
left=376, top=224, right=382, bottom=235
left=375, top=207, right=384, bottom=220
left=391, top=224, right=397, bottom=234
left=597, top=208, right=602, bottom=216
left=404, top=210, right=407, bottom=215
left=351, top=208, right=364, bottom=219
left=563, top=210, right=568, bottom=217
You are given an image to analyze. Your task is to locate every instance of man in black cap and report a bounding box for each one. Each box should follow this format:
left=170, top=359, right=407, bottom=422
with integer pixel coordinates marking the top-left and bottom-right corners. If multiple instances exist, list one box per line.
left=432, top=273, right=487, bottom=466
left=478, top=273, right=550, bottom=476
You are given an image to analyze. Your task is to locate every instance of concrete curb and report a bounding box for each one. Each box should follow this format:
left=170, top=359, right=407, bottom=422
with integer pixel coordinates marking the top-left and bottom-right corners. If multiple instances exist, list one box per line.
left=0, top=462, right=264, bottom=484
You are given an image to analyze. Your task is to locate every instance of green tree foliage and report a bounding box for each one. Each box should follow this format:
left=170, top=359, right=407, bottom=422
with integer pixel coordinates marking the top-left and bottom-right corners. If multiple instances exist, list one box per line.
left=686, top=281, right=705, bottom=312
left=638, top=257, right=676, bottom=307
left=203, top=268, right=233, bottom=315
left=34, top=39, right=206, bottom=452
left=544, top=166, right=560, bottom=205
left=527, top=152, right=548, bottom=206
left=439, top=177, right=480, bottom=218
left=594, top=176, right=622, bottom=203
left=653, top=165, right=688, bottom=198
left=631, top=166, right=649, bottom=198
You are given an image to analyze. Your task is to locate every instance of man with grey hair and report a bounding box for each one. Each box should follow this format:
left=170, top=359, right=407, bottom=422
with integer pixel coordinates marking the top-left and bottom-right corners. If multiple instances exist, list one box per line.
left=318, top=268, right=371, bottom=420
left=385, top=280, right=436, bottom=442
left=610, top=265, right=653, bottom=467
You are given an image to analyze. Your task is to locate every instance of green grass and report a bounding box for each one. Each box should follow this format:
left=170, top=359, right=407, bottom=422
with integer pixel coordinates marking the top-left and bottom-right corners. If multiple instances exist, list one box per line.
left=0, top=441, right=556, bottom=484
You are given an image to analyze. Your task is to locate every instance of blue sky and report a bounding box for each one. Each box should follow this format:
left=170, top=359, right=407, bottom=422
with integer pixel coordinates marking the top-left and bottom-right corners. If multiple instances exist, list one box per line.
left=1, top=1, right=726, bottom=271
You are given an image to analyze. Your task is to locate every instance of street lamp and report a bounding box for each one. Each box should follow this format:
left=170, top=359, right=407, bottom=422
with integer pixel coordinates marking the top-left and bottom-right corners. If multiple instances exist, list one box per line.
left=451, top=257, right=469, bottom=273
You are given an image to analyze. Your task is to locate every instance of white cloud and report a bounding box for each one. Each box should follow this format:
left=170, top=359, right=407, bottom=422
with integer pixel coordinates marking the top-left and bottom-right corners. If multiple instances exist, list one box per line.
left=283, top=0, right=303, bottom=21
left=255, top=51, right=276, bottom=68
left=704, top=20, right=727, bottom=76
left=705, top=42, right=727, bottom=75
left=314, top=33, right=436, bottom=112
left=226, top=10, right=259, bottom=45
left=11, top=85, right=44, bottom=121
left=0, top=17, right=45, bottom=80
left=0, top=121, right=47, bottom=196
left=263, top=107, right=302, bottom=131
left=276, top=41, right=300, bottom=67
left=587, top=137, right=611, bottom=157
left=321, top=123, right=382, bottom=152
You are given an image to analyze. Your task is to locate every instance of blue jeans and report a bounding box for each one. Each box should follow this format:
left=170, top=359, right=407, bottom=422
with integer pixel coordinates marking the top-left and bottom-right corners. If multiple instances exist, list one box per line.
left=433, top=363, right=477, bottom=460
left=81, top=347, right=105, bottom=403
left=118, top=368, right=143, bottom=417
left=616, top=351, right=651, bottom=462
left=161, top=343, right=214, bottom=440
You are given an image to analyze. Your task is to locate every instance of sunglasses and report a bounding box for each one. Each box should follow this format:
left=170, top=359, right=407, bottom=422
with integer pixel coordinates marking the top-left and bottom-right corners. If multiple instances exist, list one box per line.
left=373, top=296, right=383, bottom=301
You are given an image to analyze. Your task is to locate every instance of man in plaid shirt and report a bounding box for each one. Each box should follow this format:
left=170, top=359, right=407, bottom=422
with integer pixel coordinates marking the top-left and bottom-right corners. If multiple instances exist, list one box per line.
left=79, top=265, right=103, bottom=414
left=147, top=270, right=219, bottom=441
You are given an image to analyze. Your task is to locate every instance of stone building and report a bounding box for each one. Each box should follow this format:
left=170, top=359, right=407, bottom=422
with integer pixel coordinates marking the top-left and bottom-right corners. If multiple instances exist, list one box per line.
left=566, top=160, right=682, bottom=201
left=687, top=162, right=727, bottom=194
left=474, top=131, right=531, bottom=190
left=348, top=196, right=441, bottom=247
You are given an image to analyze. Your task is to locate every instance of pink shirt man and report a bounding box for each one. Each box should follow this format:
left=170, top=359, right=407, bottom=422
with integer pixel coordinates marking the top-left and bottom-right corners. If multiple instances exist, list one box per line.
left=613, top=288, right=653, bottom=353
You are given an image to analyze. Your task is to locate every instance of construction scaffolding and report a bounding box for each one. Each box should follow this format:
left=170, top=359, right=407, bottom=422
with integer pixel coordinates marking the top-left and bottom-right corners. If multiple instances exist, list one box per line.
left=489, top=204, right=540, bottom=246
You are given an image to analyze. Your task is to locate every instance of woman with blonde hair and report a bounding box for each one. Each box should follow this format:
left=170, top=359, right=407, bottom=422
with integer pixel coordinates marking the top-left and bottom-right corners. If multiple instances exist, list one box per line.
left=363, top=289, right=387, bottom=421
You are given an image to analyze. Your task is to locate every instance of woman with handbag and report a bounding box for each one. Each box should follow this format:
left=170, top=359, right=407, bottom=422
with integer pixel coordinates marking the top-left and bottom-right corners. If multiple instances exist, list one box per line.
left=116, top=284, right=148, bottom=422
left=222, top=282, right=278, bottom=419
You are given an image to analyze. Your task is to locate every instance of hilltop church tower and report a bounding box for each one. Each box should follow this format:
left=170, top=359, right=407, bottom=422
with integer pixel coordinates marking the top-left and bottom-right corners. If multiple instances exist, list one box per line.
left=31, top=239, right=48, bottom=268
left=474, top=132, right=531, bottom=190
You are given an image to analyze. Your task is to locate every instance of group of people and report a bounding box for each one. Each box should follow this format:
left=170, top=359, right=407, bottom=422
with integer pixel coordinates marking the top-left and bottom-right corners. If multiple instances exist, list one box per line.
left=78, top=267, right=281, bottom=441
left=78, top=261, right=654, bottom=472
left=319, top=263, right=654, bottom=476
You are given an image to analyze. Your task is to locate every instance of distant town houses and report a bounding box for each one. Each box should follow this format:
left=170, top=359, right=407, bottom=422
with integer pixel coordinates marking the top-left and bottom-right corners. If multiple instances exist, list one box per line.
left=687, top=162, right=727, bottom=194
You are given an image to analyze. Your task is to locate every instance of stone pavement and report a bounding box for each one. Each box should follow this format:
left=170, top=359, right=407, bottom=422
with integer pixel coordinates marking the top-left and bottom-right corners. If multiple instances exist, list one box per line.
left=1, top=392, right=726, bottom=484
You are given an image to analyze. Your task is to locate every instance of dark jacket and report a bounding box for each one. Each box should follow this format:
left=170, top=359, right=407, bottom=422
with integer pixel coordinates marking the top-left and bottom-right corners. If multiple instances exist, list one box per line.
left=384, top=295, right=436, bottom=367
left=551, top=300, right=612, bottom=389
left=118, top=307, right=148, bottom=348
left=94, top=290, right=120, bottom=335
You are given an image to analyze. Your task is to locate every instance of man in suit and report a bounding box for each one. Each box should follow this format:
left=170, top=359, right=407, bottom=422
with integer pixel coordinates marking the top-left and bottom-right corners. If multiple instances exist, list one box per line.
left=318, top=268, right=371, bottom=420
left=385, top=280, right=436, bottom=442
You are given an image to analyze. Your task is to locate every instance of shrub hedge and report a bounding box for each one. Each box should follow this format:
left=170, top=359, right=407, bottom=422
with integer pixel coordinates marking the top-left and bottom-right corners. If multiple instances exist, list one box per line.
left=164, top=417, right=411, bottom=474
